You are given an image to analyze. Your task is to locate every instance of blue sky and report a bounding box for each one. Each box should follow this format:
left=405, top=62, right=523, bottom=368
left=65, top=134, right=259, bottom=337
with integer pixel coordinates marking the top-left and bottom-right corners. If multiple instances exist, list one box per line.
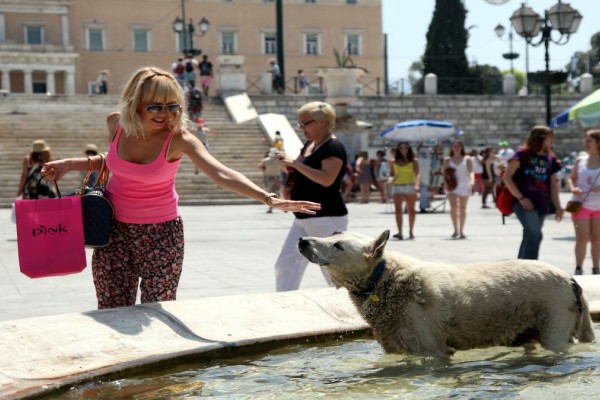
left=382, top=0, right=600, bottom=85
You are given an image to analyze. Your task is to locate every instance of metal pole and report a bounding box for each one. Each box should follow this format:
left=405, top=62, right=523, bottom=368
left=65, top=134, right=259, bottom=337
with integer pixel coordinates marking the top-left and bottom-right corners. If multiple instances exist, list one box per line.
left=180, top=0, right=188, bottom=55
left=509, top=29, right=514, bottom=74
left=543, top=12, right=551, bottom=126
left=384, top=33, right=389, bottom=95
left=276, top=0, right=285, bottom=89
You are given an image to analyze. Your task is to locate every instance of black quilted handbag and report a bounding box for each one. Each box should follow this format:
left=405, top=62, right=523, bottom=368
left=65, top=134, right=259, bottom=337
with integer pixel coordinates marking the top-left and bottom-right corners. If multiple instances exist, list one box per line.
left=75, top=154, right=113, bottom=248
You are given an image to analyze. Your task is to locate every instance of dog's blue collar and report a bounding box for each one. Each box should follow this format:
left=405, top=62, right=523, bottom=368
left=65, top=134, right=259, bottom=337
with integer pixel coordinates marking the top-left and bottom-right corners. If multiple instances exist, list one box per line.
left=356, top=259, right=386, bottom=299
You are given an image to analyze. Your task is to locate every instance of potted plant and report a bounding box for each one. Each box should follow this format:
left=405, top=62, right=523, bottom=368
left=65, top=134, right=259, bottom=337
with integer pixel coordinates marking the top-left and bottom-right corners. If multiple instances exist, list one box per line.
left=318, top=49, right=367, bottom=101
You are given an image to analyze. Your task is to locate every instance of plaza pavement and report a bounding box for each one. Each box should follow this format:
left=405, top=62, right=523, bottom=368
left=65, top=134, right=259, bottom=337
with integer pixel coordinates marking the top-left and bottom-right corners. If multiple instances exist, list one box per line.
left=0, top=192, right=581, bottom=322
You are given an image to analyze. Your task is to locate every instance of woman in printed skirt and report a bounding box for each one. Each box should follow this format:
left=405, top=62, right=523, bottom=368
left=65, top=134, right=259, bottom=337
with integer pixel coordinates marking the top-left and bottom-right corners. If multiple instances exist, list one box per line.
left=41, top=66, right=320, bottom=309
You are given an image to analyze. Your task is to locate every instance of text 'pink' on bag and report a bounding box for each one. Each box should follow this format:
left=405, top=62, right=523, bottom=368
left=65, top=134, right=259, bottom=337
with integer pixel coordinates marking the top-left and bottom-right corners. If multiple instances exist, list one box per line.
left=15, top=179, right=86, bottom=278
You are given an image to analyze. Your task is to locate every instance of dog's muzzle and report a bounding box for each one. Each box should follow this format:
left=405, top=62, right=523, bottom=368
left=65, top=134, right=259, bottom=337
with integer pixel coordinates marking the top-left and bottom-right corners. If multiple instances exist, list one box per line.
left=298, top=238, right=327, bottom=265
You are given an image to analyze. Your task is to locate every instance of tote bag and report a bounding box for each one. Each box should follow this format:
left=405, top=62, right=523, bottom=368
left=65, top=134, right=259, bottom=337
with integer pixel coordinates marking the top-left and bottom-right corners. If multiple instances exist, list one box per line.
left=15, top=181, right=86, bottom=278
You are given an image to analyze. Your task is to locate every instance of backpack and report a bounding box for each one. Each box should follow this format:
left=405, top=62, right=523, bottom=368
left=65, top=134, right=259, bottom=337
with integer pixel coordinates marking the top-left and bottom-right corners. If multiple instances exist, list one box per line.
left=377, top=159, right=390, bottom=179
left=185, top=60, right=194, bottom=73
left=188, top=89, right=202, bottom=107
left=200, top=61, right=212, bottom=76
left=173, top=62, right=184, bottom=75
left=22, top=164, right=57, bottom=199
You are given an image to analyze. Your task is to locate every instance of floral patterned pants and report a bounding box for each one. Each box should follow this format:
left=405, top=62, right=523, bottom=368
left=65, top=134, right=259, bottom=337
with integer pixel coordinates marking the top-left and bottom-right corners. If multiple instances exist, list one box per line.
left=92, top=216, right=184, bottom=309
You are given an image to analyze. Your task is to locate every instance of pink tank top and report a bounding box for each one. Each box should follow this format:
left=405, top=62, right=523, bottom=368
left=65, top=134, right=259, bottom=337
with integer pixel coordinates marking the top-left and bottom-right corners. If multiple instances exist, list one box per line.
left=106, top=125, right=181, bottom=224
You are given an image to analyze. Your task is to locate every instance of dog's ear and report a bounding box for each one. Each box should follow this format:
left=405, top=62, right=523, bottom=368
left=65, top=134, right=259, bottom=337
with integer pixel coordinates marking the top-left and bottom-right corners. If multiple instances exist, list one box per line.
left=368, top=230, right=389, bottom=260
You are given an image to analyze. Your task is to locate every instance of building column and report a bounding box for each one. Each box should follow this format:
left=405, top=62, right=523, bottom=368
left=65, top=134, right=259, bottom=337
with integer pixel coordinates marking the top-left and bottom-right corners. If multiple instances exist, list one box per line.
left=46, top=71, right=56, bottom=95
left=65, top=70, right=75, bottom=95
left=61, top=14, right=70, bottom=46
left=24, top=70, right=33, bottom=94
left=0, top=13, right=6, bottom=42
left=1, top=69, right=10, bottom=92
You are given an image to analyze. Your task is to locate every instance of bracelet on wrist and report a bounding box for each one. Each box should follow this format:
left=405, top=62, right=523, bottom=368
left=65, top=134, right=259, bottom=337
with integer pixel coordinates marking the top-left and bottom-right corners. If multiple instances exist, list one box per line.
left=264, top=192, right=280, bottom=206
left=518, top=196, right=525, bottom=201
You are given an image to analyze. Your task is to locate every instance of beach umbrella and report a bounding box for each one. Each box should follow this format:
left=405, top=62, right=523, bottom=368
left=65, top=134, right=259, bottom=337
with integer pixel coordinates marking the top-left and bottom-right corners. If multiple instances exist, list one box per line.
left=379, top=120, right=463, bottom=142
left=551, top=88, right=600, bottom=128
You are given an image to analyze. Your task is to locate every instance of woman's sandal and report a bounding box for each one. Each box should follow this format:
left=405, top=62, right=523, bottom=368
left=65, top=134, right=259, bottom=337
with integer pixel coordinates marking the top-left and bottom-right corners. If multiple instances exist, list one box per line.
left=393, top=233, right=403, bottom=240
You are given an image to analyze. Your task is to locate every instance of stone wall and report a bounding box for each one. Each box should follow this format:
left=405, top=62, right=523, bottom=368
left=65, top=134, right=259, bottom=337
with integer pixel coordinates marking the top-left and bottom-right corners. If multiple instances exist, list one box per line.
left=251, top=94, right=586, bottom=156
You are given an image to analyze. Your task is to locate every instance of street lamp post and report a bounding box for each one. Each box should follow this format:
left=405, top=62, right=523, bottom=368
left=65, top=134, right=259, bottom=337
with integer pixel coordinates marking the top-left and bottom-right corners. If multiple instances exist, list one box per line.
left=172, top=0, right=209, bottom=57
left=494, top=23, right=519, bottom=75
left=510, top=1, right=582, bottom=126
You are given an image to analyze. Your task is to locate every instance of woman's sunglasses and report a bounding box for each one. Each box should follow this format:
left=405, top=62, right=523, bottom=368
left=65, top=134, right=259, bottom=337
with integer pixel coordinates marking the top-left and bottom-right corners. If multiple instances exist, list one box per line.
left=145, top=103, right=181, bottom=113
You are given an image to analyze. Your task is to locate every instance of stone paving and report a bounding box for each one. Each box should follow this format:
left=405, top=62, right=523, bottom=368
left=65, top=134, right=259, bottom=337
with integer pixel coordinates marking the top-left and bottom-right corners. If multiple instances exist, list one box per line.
left=0, top=192, right=584, bottom=322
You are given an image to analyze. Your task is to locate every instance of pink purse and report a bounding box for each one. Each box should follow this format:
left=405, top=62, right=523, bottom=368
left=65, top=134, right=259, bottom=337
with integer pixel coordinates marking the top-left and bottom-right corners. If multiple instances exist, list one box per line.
left=15, top=179, right=86, bottom=278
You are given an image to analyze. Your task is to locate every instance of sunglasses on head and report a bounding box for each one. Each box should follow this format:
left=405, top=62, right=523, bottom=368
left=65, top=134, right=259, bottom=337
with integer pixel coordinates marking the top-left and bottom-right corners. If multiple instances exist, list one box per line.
left=145, top=103, right=181, bottom=113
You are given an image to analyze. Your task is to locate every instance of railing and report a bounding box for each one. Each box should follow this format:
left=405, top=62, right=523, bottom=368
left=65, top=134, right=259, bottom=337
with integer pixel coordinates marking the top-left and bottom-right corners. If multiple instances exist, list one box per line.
left=244, top=75, right=384, bottom=96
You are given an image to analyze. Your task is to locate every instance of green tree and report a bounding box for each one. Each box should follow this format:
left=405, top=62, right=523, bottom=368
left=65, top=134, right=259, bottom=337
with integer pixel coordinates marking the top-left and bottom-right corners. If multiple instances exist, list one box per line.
left=423, top=0, right=470, bottom=94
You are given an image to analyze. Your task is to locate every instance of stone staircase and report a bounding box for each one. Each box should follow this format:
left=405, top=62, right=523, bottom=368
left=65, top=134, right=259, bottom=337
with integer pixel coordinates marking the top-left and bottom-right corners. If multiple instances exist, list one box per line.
left=0, top=95, right=271, bottom=207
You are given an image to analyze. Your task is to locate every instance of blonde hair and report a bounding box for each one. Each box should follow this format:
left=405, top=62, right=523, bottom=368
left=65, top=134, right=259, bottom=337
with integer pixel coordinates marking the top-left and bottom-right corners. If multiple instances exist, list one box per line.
left=297, top=101, right=336, bottom=131
left=118, top=66, right=187, bottom=137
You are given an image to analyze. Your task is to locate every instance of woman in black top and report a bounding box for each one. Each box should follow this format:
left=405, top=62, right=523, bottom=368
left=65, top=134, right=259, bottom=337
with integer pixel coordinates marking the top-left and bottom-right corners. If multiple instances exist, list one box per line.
left=274, top=101, right=349, bottom=291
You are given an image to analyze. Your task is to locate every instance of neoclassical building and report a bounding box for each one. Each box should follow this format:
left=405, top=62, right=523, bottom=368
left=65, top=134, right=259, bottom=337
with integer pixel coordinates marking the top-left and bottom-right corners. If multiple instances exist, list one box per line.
left=0, top=0, right=384, bottom=96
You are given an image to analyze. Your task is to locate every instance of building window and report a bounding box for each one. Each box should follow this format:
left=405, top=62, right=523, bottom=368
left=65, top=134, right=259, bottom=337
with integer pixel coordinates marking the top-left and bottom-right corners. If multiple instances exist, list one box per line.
left=346, top=0, right=357, bottom=4
left=304, top=33, right=320, bottom=55
left=263, top=32, right=276, bottom=55
left=25, top=26, right=43, bottom=45
left=87, top=28, right=104, bottom=51
left=221, top=31, right=236, bottom=54
left=345, top=33, right=360, bottom=56
left=305, top=0, right=317, bottom=3
left=133, top=29, right=149, bottom=52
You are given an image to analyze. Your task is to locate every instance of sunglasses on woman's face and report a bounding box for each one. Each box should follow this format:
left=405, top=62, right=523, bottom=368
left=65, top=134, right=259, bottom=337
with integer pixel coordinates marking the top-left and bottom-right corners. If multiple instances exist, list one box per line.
left=145, top=103, right=181, bottom=113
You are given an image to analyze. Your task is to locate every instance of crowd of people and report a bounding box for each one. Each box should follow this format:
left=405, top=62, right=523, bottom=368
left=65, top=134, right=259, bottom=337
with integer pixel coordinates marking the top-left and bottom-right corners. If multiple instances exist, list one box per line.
left=18, top=64, right=598, bottom=313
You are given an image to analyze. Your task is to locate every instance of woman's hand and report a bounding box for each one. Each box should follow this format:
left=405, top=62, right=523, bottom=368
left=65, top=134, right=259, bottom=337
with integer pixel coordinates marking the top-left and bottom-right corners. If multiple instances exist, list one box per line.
left=572, top=186, right=583, bottom=195
left=519, top=197, right=534, bottom=211
left=41, top=160, right=71, bottom=182
left=275, top=151, right=295, bottom=167
left=270, top=197, right=321, bottom=215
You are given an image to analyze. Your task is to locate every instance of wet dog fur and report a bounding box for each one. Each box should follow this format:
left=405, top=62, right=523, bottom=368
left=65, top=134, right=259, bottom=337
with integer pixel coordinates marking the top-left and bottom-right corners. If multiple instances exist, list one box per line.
left=298, top=230, right=595, bottom=359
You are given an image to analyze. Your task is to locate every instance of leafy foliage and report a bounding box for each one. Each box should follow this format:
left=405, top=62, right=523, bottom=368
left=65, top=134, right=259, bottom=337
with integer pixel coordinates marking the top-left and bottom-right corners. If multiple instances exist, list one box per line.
left=423, top=0, right=470, bottom=94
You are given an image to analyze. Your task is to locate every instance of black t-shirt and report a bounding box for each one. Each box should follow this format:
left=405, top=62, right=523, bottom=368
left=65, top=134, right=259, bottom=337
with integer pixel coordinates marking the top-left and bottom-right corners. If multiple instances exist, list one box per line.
left=199, top=61, right=213, bottom=76
left=291, top=139, right=348, bottom=219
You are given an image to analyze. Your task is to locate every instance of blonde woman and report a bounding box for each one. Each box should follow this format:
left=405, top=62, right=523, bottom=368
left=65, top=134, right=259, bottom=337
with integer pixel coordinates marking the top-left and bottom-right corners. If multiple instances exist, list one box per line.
left=273, top=101, right=349, bottom=291
left=443, top=140, right=474, bottom=239
left=42, top=66, right=319, bottom=309
left=567, top=129, right=600, bottom=275
left=390, top=142, right=419, bottom=240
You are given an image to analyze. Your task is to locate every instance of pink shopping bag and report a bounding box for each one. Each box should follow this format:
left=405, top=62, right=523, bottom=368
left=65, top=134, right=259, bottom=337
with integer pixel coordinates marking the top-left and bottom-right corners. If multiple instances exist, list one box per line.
left=15, top=195, right=87, bottom=278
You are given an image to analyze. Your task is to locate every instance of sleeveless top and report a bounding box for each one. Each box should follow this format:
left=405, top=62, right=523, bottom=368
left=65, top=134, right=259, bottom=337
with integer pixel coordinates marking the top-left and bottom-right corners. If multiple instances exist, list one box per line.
left=106, top=125, right=181, bottom=224
left=575, top=155, right=600, bottom=210
left=448, top=156, right=471, bottom=196
left=392, top=162, right=415, bottom=185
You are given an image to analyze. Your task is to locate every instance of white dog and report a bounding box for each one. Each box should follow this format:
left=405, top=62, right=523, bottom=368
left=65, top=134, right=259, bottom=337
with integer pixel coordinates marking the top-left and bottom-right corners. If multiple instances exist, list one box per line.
left=298, top=230, right=595, bottom=359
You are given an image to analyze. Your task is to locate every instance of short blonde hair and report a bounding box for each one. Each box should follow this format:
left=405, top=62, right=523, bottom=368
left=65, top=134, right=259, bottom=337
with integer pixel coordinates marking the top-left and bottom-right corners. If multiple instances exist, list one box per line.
left=297, top=101, right=336, bottom=131
left=118, top=66, right=187, bottom=137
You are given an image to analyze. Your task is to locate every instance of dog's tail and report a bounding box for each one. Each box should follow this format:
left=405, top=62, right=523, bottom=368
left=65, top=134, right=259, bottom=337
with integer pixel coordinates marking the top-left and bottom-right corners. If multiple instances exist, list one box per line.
left=571, top=278, right=595, bottom=343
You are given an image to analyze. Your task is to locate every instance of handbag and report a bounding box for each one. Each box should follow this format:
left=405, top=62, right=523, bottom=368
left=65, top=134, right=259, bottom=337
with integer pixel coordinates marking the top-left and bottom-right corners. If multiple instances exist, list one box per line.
left=565, top=168, right=600, bottom=213
left=74, top=154, right=114, bottom=248
left=15, top=179, right=87, bottom=278
left=497, top=185, right=515, bottom=216
left=565, top=200, right=582, bottom=213
left=443, top=167, right=457, bottom=191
